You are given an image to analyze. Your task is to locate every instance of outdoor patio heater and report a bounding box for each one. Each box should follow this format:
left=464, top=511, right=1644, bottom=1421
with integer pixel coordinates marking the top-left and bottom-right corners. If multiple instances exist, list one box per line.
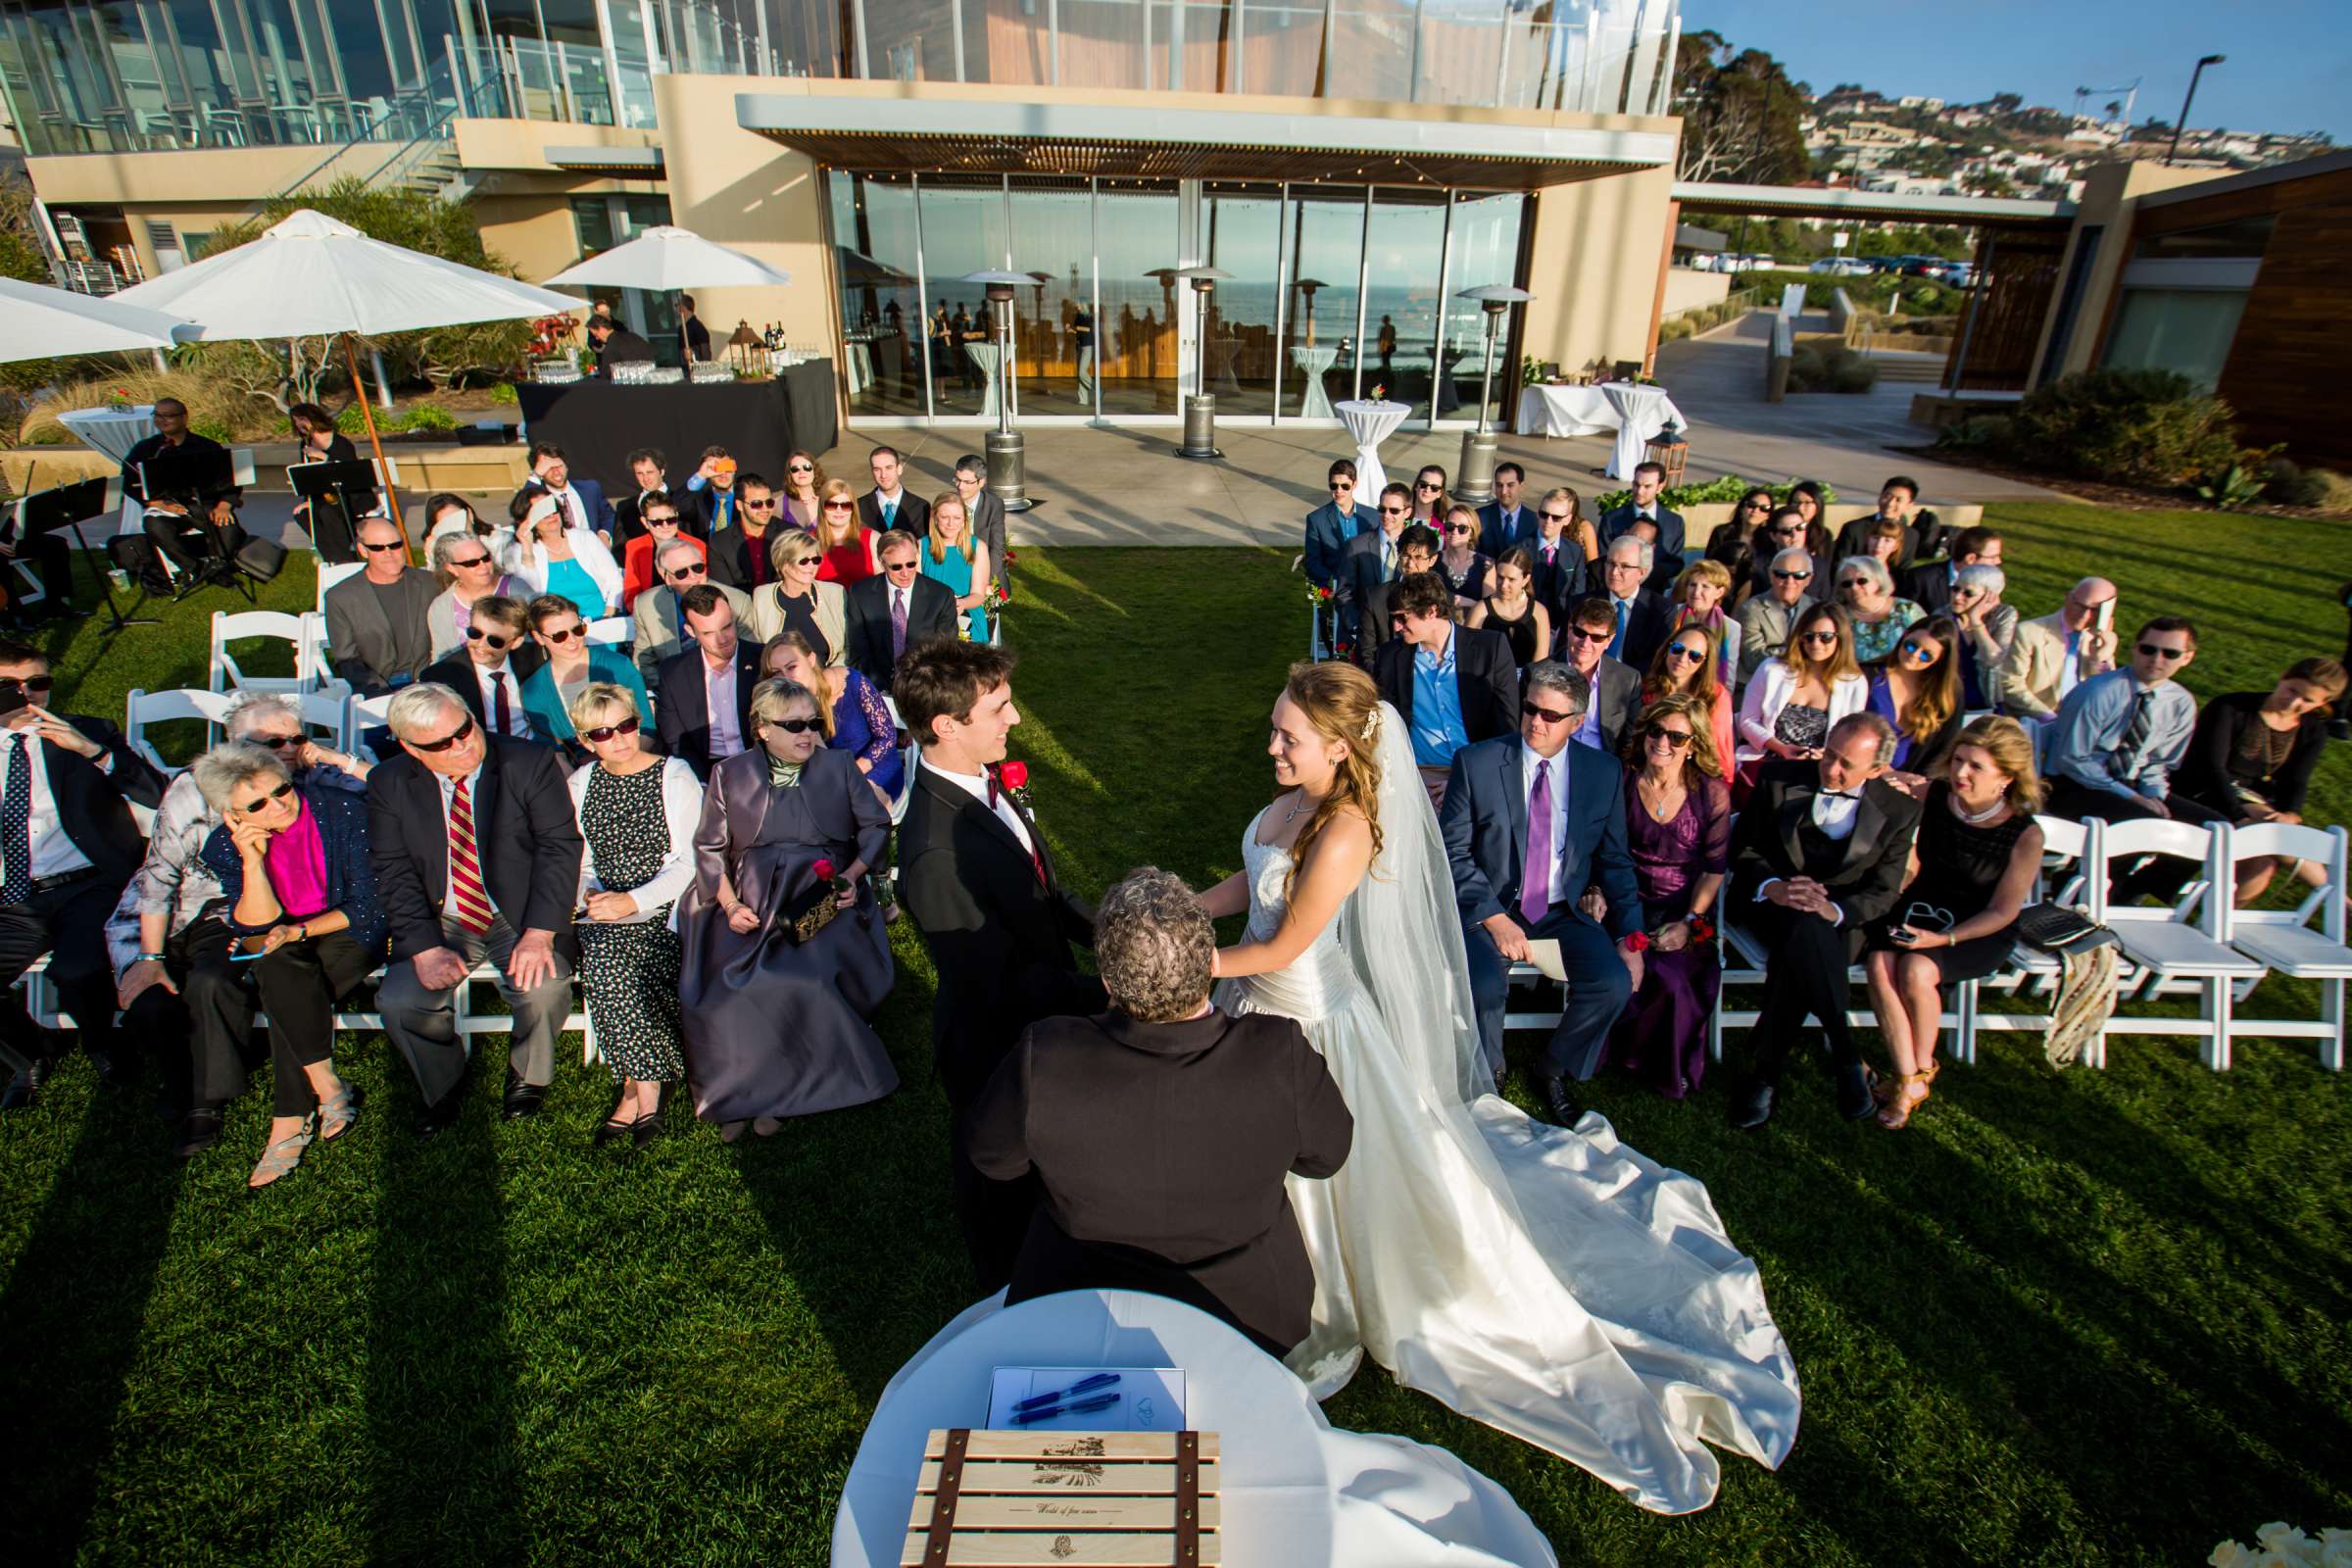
left=1452, top=285, right=1535, bottom=506
left=1174, top=265, right=1233, bottom=461
left=962, top=270, right=1035, bottom=512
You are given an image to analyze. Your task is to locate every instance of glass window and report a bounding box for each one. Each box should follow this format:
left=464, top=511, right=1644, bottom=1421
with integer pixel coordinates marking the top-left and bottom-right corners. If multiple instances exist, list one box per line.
left=1096, top=178, right=1183, bottom=416
left=1008, top=177, right=1097, bottom=417
left=1414, top=0, right=1506, bottom=108
left=2132, top=215, right=2276, bottom=262
left=829, top=170, right=929, bottom=417
left=2101, top=287, right=2248, bottom=395
left=1056, top=0, right=1149, bottom=90
left=861, top=0, right=958, bottom=80
left=1200, top=180, right=1282, bottom=417
left=1235, top=0, right=1324, bottom=96
left=916, top=174, right=1011, bottom=418
left=1327, top=0, right=1418, bottom=104
left=318, top=0, right=397, bottom=104
left=1360, top=185, right=1448, bottom=418
left=1280, top=184, right=1367, bottom=417
left=1433, top=189, right=1526, bottom=425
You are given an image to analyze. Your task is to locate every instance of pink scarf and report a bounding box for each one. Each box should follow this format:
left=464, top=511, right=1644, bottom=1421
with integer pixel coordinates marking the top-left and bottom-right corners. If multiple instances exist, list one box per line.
left=264, top=796, right=330, bottom=921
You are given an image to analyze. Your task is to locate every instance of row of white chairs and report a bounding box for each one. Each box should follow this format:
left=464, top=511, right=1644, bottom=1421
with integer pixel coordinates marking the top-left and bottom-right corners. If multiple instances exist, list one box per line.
left=1507, top=815, right=2348, bottom=1074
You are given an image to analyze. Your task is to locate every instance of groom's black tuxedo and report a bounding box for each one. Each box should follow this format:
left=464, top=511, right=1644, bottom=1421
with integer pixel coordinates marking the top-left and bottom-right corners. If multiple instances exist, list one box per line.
left=899, top=760, right=1106, bottom=1290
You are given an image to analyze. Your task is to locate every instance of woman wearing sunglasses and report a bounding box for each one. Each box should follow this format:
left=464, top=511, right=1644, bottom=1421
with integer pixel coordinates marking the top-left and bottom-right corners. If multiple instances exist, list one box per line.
left=812, top=477, right=880, bottom=586
left=678, top=678, right=898, bottom=1142
left=1833, top=555, right=1924, bottom=666
left=518, top=594, right=653, bottom=761
left=760, top=630, right=903, bottom=808
left=616, top=495, right=706, bottom=612
left=425, top=522, right=534, bottom=663
left=565, top=683, right=698, bottom=1148
left=194, top=741, right=385, bottom=1189
left=505, top=486, right=623, bottom=619
left=1433, top=503, right=1491, bottom=610
left=1668, top=559, right=1741, bottom=687
left=1864, top=614, right=1965, bottom=791
left=777, top=449, right=829, bottom=532
left=747, top=529, right=848, bottom=663
left=1702, top=486, right=1778, bottom=602
left=1736, top=603, right=1867, bottom=787
left=1641, top=619, right=1736, bottom=780
left=1409, top=466, right=1450, bottom=527
left=1602, top=692, right=1731, bottom=1101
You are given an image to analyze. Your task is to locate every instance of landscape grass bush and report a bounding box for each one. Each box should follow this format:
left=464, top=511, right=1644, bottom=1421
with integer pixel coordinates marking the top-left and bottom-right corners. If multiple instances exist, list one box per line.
left=17, top=368, right=276, bottom=446
left=1941, top=368, right=2250, bottom=489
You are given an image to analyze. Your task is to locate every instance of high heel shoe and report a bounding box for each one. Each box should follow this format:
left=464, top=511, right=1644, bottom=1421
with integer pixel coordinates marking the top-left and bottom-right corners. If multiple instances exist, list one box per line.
left=630, top=1111, right=665, bottom=1149
left=1876, top=1072, right=1932, bottom=1130
left=249, top=1115, right=317, bottom=1190
left=318, top=1080, right=364, bottom=1142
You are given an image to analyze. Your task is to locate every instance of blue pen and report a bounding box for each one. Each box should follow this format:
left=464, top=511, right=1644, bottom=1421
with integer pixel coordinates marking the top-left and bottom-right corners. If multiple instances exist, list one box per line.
left=1013, top=1373, right=1120, bottom=1413
left=1009, top=1392, right=1120, bottom=1428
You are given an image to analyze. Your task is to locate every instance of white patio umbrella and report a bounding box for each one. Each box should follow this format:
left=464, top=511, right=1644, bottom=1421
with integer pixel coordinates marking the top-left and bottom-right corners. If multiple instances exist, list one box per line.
left=543, top=225, right=793, bottom=290
left=0, top=275, right=199, bottom=363
left=115, top=208, right=585, bottom=550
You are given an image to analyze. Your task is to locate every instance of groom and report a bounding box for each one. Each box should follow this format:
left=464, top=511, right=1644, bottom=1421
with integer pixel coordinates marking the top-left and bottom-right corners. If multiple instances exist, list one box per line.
left=1439, top=661, right=1644, bottom=1124
left=895, top=640, right=1106, bottom=1292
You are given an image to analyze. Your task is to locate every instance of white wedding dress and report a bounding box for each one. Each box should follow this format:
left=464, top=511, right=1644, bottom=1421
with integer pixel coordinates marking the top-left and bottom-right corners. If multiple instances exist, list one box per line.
left=1212, top=704, right=1802, bottom=1514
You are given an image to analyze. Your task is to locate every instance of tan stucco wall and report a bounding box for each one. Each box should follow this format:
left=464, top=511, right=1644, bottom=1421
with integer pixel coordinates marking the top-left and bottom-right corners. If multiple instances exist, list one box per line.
left=2033, top=160, right=2230, bottom=383
left=26, top=142, right=386, bottom=207
left=1661, top=266, right=1733, bottom=318
left=453, top=117, right=655, bottom=172
left=1520, top=161, right=1681, bottom=377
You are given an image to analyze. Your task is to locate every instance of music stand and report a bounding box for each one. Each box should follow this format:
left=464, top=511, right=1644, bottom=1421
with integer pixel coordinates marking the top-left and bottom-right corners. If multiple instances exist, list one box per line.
left=289, top=457, right=382, bottom=564
left=137, top=446, right=253, bottom=604
left=3, top=475, right=158, bottom=632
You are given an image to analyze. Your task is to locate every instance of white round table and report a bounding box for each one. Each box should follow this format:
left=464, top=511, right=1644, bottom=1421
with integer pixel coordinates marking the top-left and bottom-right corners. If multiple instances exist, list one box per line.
left=55, top=404, right=158, bottom=464
left=1513, top=383, right=1616, bottom=438
left=965, top=343, right=1002, bottom=419
left=830, top=1290, right=1555, bottom=1568
left=1334, top=399, right=1411, bottom=510
left=1290, top=347, right=1339, bottom=419
left=1597, top=382, right=1686, bottom=481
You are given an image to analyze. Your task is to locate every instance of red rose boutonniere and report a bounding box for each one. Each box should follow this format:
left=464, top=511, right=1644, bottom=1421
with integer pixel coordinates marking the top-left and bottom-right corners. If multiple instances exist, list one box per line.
left=995, top=760, right=1034, bottom=812
left=1622, top=930, right=1652, bottom=954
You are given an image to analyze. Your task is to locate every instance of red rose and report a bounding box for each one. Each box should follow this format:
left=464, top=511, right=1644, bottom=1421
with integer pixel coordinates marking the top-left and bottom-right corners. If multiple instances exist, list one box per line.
left=811, top=858, right=836, bottom=881
left=1623, top=931, right=1651, bottom=954
left=997, top=760, right=1028, bottom=790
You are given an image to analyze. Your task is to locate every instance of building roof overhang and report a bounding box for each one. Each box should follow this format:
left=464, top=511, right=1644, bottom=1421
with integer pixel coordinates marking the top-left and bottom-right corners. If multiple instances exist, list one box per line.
left=1671, top=180, right=2074, bottom=228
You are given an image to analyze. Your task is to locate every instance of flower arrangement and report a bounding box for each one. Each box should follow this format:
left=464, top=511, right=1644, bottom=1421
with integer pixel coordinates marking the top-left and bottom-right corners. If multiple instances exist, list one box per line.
left=105, top=386, right=134, bottom=411
left=2208, top=1524, right=2351, bottom=1567
left=1371, top=383, right=1389, bottom=402
left=526, top=315, right=577, bottom=359
left=1305, top=581, right=1335, bottom=611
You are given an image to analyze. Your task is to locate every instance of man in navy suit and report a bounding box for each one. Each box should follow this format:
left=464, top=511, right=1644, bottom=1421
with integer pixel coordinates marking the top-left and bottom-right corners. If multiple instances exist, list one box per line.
left=1599, top=461, right=1684, bottom=593
left=1304, top=459, right=1378, bottom=646
left=518, top=442, right=614, bottom=548
left=1337, top=483, right=1414, bottom=662
left=1476, top=462, right=1536, bottom=557
left=1593, top=537, right=1671, bottom=672
left=1440, top=661, right=1644, bottom=1124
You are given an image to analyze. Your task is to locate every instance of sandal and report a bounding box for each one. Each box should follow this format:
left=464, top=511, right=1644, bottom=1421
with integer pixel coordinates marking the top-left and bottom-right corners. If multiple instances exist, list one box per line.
left=318, top=1080, right=364, bottom=1142
left=593, top=1114, right=636, bottom=1148
left=1876, top=1073, right=1932, bottom=1131
left=249, top=1115, right=317, bottom=1190
left=753, top=1116, right=783, bottom=1138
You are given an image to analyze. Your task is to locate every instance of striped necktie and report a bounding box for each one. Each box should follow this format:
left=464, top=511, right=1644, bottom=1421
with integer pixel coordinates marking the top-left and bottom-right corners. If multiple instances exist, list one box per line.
left=449, top=777, right=494, bottom=934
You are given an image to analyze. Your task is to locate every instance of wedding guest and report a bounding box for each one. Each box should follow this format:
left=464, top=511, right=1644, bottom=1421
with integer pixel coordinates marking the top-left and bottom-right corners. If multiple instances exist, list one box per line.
left=517, top=442, right=614, bottom=545
left=684, top=446, right=742, bottom=535
left=1559, top=596, right=1642, bottom=754
left=1605, top=692, right=1730, bottom=1101
left=746, top=527, right=848, bottom=662
left=953, top=456, right=1008, bottom=579
left=1743, top=508, right=1820, bottom=603
left=1340, top=483, right=1414, bottom=662
left=1735, top=547, right=1819, bottom=688
left=2002, top=576, right=2120, bottom=721
left=506, top=486, right=622, bottom=618
left=1395, top=523, right=1442, bottom=582
left=2043, top=618, right=2221, bottom=906
left=1835, top=556, right=1923, bottom=665
left=420, top=594, right=539, bottom=742
left=0, top=641, right=168, bottom=1109
left=1670, top=559, right=1741, bottom=687
left=1305, top=459, right=1377, bottom=601
left=1727, top=713, right=1925, bottom=1130
left=1862, top=715, right=2043, bottom=1130
left=1374, top=571, right=1520, bottom=807
left=1529, top=486, right=1595, bottom=621
left=1703, top=487, right=1777, bottom=581
left=813, top=478, right=881, bottom=585
left=2174, top=658, right=2347, bottom=905
left=1439, top=661, right=1643, bottom=1121
left=617, top=492, right=705, bottom=610
left=844, top=529, right=956, bottom=693
left=565, top=683, right=697, bottom=1148
left=968, top=866, right=1353, bottom=1357
left=368, top=683, right=581, bottom=1133
left=110, top=691, right=367, bottom=1156
left=897, top=640, right=1103, bottom=1289
left=1409, top=465, right=1449, bottom=527
left=1432, top=504, right=1491, bottom=609
left=195, top=742, right=381, bottom=1187
left=1736, top=603, right=1868, bottom=781
left=1788, top=479, right=1827, bottom=541
left=678, top=677, right=898, bottom=1140
left=612, top=448, right=681, bottom=546
left=656, top=586, right=765, bottom=780
left=519, top=594, right=652, bottom=761
left=714, top=471, right=788, bottom=593
left=1852, top=516, right=1907, bottom=573
left=585, top=315, right=653, bottom=381
left=1599, top=461, right=1686, bottom=593
left=1947, top=563, right=2018, bottom=711
left=1466, top=546, right=1552, bottom=669
left=859, top=445, right=931, bottom=536
left=1596, top=536, right=1670, bottom=670
left=761, top=632, right=902, bottom=806
left=325, top=517, right=438, bottom=696
left=425, top=525, right=538, bottom=664
left=285, top=400, right=373, bottom=561
left=925, top=492, right=994, bottom=643
left=634, top=540, right=751, bottom=679
left=1899, top=525, right=2002, bottom=617
left=1837, top=474, right=1945, bottom=566
left=423, top=492, right=513, bottom=564
left=1643, top=619, right=1736, bottom=780
left=676, top=294, right=710, bottom=362
left=1865, top=614, right=1966, bottom=790
left=778, top=449, right=827, bottom=532
left=1475, top=462, right=1535, bottom=556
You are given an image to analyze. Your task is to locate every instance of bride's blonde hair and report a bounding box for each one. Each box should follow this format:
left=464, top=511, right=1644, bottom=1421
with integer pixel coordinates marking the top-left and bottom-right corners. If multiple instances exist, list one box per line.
left=1282, top=660, right=1386, bottom=899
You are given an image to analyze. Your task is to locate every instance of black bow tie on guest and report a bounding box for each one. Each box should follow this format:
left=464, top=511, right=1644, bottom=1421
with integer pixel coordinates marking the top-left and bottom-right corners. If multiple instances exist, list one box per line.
left=1816, top=789, right=1862, bottom=801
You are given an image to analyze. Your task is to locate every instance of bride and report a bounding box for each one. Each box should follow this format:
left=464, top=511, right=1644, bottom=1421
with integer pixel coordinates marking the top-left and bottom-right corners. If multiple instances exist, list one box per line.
left=1196, top=661, right=1801, bottom=1515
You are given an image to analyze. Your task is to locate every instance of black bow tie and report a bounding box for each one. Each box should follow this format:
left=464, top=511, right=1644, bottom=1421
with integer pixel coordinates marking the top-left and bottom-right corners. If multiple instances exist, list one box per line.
left=1817, top=790, right=1862, bottom=802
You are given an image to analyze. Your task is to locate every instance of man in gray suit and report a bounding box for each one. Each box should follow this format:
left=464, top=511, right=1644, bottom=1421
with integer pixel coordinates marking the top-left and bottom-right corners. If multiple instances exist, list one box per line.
left=632, top=537, right=753, bottom=681
left=323, top=516, right=438, bottom=696
left=953, top=454, right=1007, bottom=578
left=1558, top=595, right=1642, bottom=755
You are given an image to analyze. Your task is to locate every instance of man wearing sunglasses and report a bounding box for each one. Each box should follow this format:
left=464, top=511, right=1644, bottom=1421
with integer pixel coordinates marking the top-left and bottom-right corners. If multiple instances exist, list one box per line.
left=419, top=595, right=538, bottom=742
left=1734, top=547, right=1820, bottom=688
left=1304, top=460, right=1378, bottom=622
left=1373, top=572, right=1519, bottom=809
left=633, top=538, right=752, bottom=682
left=1557, top=596, right=1643, bottom=756
left=2001, top=575, right=2120, bottom=721
left=1438, top=660, right=1643, bottom=1123
left=323, top=516, right=439, bottom=698
left=1337, top=485, right=1417, bottom=663
left=0, top=639, right=169, bottom=1109
left=705, top=473, right=782, bottom=592
left=1598, top=461, right=1686, bottom=595
left=845, top=530, right=956, bottom=695
left=2043, top=615, right=2225, bottom=904
left=368, top=683, right=582, bottom=1131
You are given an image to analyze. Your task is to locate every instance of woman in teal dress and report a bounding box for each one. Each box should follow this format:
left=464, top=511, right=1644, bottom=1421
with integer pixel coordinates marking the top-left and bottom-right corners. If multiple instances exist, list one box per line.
left=518, top=593, right=653, bottom=763
left=920, top=491, right=993, bottom=643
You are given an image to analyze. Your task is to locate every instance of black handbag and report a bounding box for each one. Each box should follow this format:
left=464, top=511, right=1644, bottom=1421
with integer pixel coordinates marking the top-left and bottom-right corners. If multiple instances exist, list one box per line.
left=2015, top=902, right=2119, bottom=956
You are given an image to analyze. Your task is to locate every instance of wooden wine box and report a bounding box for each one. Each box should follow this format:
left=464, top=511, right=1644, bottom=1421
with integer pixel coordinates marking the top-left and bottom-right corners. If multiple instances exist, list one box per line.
left=900, top=1428, right=1222, bottom=1566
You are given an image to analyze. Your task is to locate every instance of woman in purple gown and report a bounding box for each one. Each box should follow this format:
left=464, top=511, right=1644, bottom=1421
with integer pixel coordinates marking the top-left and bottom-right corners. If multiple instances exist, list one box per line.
left=1605, top=691, right=1732, bottom=1100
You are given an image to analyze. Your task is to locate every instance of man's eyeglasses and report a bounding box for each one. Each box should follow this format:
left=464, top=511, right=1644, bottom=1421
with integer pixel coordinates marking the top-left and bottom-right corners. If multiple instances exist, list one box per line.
left=666, top=564, right=708, bottom=581
left=408, top=715, right=476, bottom=754
left=464, top=625, right=511, bottom=651
left=744, top=498, right=777, bottom=511
left=1772, top=568, right=1811, bottom=582
left=1643, top=727, right=1695, bottom=749
left=541, top=623, right=585, bottom=644
left=1521, top=701, right=1577, bottom=725
left=1541, top=510, right=1571, bottom=523
left=0, top=675, right=55, bottom=696
left=1329, top=480, right=1353, bottom=492
left=1379, top=505, right=1408, bottom=515
left=360, top=539, right=404, bottom=554
left=580, top=715, right=641, bottom=743
left=1566, top=625, right=1611, bottom=644
left=2137, top=643, right=2190, bottom=662
left=884, top=559, right=921, bottom=574
left=1664, top=643, right=1706, bottom=663
left=236, top=780, right=297, bottom=814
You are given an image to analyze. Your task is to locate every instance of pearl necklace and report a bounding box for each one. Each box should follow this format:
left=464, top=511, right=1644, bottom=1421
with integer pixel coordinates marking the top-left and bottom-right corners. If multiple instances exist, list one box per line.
left=1950, top=792, right=2006, bottom=826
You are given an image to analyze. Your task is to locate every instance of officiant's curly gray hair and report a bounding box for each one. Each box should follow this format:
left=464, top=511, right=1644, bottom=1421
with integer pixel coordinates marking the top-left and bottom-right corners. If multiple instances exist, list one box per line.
left=1095, top=867, right=1215, bottom=1024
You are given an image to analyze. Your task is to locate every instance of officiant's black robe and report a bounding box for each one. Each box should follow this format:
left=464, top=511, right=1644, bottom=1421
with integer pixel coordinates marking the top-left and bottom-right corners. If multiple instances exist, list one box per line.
left=969, top=1008, right=1353, bottom=1357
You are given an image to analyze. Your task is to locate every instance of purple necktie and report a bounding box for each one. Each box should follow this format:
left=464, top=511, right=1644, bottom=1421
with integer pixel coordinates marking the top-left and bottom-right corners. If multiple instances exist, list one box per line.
left=891, top=587, right=907, bottom=660
left=1521, top=760, right=1552, bottom=925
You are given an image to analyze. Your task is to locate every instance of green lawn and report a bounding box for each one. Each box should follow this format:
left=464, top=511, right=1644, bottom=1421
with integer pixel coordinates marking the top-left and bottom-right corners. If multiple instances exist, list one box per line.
left=3, top=505, right=2349, bottom=1566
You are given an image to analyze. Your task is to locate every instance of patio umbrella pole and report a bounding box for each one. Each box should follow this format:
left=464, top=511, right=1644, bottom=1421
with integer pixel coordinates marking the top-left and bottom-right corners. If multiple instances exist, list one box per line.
left=342, top=332, right=413, bottom=558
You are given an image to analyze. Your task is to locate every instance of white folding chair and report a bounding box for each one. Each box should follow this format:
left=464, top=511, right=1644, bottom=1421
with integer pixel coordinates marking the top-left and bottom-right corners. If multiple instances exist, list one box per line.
left=2221, top=821, right=2349, bottom=1070
left=587, top=616, right=631, bottom=647
left=347, top=692, right=400, bottom=762
left=124, top=687, right=237, bottom=772
left=208, top=609, right=309, bottom=696
left=316, top=560, right=365, bottom=615
left=1955, top=814, right=2096, bottom=1061
left=298, top=611, right=347, bottom=696
left=295, top=689, right=352, bottom=752
left=2087, top=817, right=2265, bottom=1069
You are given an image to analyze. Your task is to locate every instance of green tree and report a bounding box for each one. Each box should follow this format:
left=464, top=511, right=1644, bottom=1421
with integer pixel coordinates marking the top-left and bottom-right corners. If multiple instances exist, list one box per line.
left=0, top=176, right=49, bottom=283
left=1674, top=33, right=1810, bottom=185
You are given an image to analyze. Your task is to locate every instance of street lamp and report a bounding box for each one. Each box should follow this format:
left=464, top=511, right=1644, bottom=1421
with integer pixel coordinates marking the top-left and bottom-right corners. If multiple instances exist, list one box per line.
left=962, top=270, right=1035, bottom=513
left=1173, top=264, right=1232, bottom=461
left=1451, top=284, right=1534, bottom=506
left=2166, top=54, right=2225, bottom=167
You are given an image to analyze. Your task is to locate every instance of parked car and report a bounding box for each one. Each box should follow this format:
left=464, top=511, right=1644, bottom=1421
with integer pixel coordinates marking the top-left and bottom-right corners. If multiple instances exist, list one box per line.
left=1808, top=259, right=1873, bottom=276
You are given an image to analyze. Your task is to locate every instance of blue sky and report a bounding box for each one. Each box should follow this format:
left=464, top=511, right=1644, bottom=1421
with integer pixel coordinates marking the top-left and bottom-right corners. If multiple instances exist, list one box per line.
left=1681, top=1, right=2351, bottom=140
